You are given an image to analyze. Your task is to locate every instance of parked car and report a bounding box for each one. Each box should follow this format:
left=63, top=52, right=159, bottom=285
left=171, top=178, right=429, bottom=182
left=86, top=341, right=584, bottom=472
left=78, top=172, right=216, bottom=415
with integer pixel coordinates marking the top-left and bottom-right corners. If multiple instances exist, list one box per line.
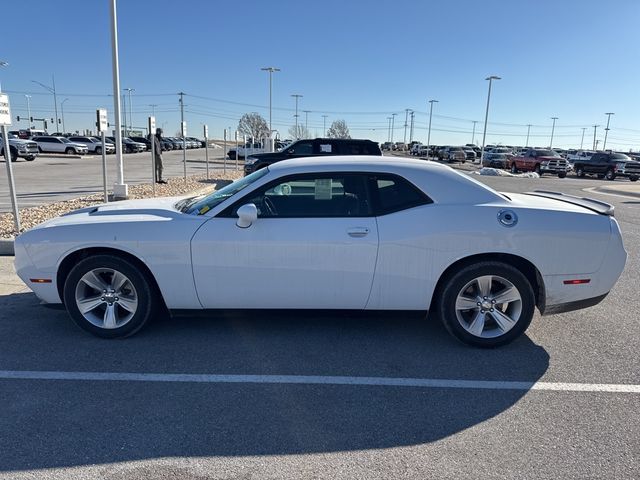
left=14, top=156, right=626, bottom=347
left=574, top=152, right=640, bottom=181
left=166, top=137, right=185, bottom=150
left=462, top=148, right=477, bottom=162
left=68, top=136, right=115, bottom=155
left=482, top=153, right=510, bottom=169
left=509, top=148, right=568, bottom=177
left=129, top=136, right=153, bottom=151
left=567, top=150, right=594, bottom=165
left=439, top=147, right=466, bottom=163
left=416, top=145, right=431, bottom=157
left=381, top=142, right=393, bottom=151
left=0, top=133, right=39, bottom=161
left=244, top=138, right=382, bottom=175
left=186, top=137, right=203, bottom=148
left=105, top=137, right=146, bottom=153
left=32, top=136, right=88, bottom=155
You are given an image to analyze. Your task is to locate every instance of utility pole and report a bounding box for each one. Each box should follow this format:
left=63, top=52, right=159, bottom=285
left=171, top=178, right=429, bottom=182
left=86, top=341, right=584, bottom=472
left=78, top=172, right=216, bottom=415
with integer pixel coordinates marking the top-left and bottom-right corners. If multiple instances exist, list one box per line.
left=148, top=104, right=157, bottom=116
left=480, top=76, right=501, bottom=165
left=291, top=94, right=302, bottom=139
left=592, top=125, right=599, bottom=151
left=549, top=117, right=558, bottom=149
left=427, top=99, right=438, bottom=159
left=387, top=116, right=392, bottom=143
left=61, top=98, right=69, bottom=133
left=124, top=88, right=134, bottom=135
left=580, top=127, right=586, bottom=150
left=31, top=75, right=59, bottom=133
left=471, top=120, right=478, bottom=145
left=322, top=115, right=328, bottom=136
left=409, top=111, right=415, bottom=143
left=303, top=110, right=310, bottom=137
left=403, top=108, right=410, bottom=144
left=525, top=124, right=532, bottom=147
left=603, top=112, right=614, bottom=151
left=391, top=113, right=397, bottom=144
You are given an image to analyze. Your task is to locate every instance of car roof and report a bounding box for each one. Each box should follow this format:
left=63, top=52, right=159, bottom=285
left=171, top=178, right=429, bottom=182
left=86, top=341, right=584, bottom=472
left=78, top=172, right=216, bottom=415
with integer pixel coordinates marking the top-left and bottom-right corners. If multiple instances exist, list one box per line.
left=268, top=155, right=504, bottom=204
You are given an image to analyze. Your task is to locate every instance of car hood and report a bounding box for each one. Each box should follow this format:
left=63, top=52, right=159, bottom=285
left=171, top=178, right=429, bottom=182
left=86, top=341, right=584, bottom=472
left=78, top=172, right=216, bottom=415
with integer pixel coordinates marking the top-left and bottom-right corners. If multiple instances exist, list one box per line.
left=28, top=196, right=190, bottom=231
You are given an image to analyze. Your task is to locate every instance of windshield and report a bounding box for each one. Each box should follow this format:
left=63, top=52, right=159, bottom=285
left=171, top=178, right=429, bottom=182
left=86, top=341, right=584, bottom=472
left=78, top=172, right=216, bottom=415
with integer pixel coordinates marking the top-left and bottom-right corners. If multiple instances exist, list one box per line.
left=535, top=149, right=560, bottom=157
left=59, top=137, right=70, bottom=143
left=179, top=168, right=270, bottom=215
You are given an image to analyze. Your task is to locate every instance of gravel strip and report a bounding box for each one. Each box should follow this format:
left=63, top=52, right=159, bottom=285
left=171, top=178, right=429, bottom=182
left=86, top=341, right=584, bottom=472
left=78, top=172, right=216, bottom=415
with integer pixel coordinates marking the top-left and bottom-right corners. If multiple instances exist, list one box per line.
left=0, top=171, right=242, bottom=238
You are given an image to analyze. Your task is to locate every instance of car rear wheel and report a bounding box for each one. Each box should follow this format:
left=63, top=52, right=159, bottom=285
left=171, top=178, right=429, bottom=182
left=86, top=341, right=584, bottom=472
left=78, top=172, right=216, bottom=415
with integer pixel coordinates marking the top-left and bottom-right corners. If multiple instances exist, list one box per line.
left=437, top=261, right=535, bottom=348
left=605, top=169, right=616, bottom=181
left=63, top=254, right=154, bottom=338
left=95, top=146, right=102, bottom=155
left=630, top=176, right=639, bottom=182
left=510, top=164, right=518, bottom=174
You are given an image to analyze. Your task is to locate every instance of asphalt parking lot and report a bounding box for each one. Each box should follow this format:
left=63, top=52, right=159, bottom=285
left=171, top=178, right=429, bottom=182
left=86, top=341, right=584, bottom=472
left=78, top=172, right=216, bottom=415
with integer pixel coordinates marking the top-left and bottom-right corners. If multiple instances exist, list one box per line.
left=0, top=166, right=638, bottom=479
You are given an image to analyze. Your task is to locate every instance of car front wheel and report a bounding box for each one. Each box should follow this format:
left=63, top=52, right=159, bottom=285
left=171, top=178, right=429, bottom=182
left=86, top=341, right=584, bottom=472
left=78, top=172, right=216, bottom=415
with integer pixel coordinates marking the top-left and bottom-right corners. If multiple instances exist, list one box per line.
left=63, top=254, right=154, bottom=338
left=576, top=166, right=585, bottom=177
left=437, top=261, right=535, bottom=348
left=605, top=169, right=616, bottom=181
left=630, top=176, right=639, bottom=182
left=65, top=148, right=75, bottom=155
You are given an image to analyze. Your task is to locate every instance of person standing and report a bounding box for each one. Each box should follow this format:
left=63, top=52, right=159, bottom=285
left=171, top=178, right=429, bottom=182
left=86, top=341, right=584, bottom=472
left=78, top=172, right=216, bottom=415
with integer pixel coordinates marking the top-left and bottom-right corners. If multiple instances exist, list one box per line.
left=153, top=128, right=167, bottom=184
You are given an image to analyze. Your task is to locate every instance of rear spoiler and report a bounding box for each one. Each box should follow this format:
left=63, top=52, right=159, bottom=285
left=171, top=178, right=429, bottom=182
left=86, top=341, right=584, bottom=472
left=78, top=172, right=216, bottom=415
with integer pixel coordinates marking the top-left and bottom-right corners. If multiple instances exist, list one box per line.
left=524, top=190, right=615, bottom=216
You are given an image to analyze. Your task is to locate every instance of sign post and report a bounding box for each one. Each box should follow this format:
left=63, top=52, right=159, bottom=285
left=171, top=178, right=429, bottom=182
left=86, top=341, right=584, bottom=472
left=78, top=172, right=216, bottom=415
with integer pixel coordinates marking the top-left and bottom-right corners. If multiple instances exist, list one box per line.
left=181, top=120, right=187, bottom=182
left=235, top=131, right=239, bottom=170
left=223, top=129, right=227, bottom=174
left=149, top=116, right=156, bottom=195
left=1, top=93, right=20, bottom=233
left=96, top=108, right=109, bottom=203
left=203, top=124, right=209, bottom=180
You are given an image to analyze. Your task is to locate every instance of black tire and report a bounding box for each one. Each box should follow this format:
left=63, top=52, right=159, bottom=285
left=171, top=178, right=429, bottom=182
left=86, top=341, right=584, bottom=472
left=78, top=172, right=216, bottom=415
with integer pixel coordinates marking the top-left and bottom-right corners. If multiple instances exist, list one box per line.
left=95, top=146, right=102, bottom=155
left=65, top=147, right=75, bottom=155
left=437, top=261, right=535, bottom=348
left=63, top=254, right=155, bottom=338
left=534, top=164, right=541, bottom=175
left=558, top=171, right=567, bottom=178
left=630, top=176, right=639, bottom=182
left=25, top=156, right=36, bottom=161
left=605, top=169, right=616, bottom=181
left=510, top=163, right=518, bottom=174
left=576, top=166, right=585, bottom=177
left=597, top=174, right=605, bottom=179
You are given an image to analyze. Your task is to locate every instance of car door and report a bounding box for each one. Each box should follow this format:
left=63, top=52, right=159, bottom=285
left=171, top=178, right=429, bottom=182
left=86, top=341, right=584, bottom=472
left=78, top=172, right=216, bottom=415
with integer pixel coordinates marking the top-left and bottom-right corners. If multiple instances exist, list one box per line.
left=191, top=173, right=379, bottom=309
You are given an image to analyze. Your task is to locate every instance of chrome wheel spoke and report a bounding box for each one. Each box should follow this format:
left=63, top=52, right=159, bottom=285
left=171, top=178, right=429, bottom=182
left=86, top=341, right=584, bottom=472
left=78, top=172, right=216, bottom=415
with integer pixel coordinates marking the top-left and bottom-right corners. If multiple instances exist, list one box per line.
left=492, top=286, right=520, bottom=305
left=77, top=295, right=104, bottom=314
left=476, top=276, right=493, bottom=297
left=456, top=295, right=479, bottom=311
left=468, top=311, right=486, bottom=337
left=111, top=270, right=128, bottom=292
left=489, top=309, right=517, bottom=333
left=103, top=304, right=117, bottom=329
left=117, top=296, right=137, bottom=313
left=81, top=271, right=108, bottom=293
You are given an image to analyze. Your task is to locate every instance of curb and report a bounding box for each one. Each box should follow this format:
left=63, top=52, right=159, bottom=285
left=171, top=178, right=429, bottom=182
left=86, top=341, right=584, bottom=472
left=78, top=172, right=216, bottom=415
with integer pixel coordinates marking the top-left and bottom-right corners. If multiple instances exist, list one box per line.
left=0, top=237, right=14, bottom=256
left=39, top=154, right=84, bottom=159
left=594, top=186, right=640, bottom=199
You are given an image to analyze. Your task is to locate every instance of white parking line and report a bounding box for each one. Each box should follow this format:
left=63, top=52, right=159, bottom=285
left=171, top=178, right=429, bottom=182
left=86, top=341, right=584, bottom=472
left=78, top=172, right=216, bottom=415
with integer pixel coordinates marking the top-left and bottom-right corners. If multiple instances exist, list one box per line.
left=0, top=370, right=638, bottom=393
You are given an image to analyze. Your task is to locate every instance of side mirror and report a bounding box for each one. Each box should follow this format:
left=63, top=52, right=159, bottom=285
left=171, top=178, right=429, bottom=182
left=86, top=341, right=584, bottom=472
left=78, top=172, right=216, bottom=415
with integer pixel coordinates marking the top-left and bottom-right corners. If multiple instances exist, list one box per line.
left=236, top=203, right=258, bottom=228
left=287, top=149, right=294, bottom=155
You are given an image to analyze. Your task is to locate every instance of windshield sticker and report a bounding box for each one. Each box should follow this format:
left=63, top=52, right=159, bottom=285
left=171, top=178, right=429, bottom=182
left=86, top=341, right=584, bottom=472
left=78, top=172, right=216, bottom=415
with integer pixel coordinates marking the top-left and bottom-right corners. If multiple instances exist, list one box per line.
left=315, top=179, right=332, bottom=200
left=320, top=144, right=332, bottom=153
left=199, top=205, right=210, bottom=214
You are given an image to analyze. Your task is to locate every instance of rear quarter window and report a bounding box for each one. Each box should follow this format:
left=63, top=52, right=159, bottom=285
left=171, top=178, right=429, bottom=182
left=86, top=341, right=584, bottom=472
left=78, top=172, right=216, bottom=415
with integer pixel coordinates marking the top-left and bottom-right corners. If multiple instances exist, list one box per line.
left=372, top=175, right=432, bottom=215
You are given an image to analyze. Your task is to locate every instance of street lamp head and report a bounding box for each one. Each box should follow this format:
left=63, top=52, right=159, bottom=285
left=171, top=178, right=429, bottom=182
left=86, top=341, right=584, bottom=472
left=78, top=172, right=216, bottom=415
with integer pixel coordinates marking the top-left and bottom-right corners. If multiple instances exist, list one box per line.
left=0, top=61, right=8, bottom=67
left=429, top=99, right=438, bottom=104
left=261, top=67, right=281, bottom=72
left=551, top=117, right=558, bottom=120
left=605, top=112, right=615, bottom=116
left=485, top=75, right=501, bottom=81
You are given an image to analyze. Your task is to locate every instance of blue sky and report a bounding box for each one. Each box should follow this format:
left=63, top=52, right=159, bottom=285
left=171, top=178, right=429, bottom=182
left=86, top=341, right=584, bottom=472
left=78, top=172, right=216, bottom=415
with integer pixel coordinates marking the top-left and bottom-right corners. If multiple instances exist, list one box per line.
left=2, top=0, right=640, bottom=149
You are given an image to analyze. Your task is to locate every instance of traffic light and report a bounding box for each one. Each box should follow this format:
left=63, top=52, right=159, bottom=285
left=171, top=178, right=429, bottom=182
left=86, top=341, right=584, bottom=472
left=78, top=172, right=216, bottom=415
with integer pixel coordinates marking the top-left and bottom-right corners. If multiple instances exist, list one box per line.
left=30, top=116, right=33, bottom=122
left=16, top=116, right=20, bottom=121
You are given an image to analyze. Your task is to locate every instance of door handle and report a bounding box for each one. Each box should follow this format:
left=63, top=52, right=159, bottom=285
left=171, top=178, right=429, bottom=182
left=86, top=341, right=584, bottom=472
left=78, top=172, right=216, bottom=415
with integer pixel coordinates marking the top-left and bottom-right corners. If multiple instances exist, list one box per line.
left=347, top=227, right=370, bottom=238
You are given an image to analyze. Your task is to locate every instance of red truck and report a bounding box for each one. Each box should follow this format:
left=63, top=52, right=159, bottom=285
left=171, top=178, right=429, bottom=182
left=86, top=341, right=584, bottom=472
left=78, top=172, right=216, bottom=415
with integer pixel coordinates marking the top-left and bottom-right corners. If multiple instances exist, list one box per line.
left=509, top=148, right=568, bottom=178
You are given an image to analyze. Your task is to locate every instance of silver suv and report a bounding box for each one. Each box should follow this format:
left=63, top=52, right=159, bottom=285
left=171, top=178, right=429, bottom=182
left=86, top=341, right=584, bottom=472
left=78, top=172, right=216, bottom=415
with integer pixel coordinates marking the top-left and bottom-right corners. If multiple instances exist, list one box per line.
left=0, top=133, right=39, bottom=161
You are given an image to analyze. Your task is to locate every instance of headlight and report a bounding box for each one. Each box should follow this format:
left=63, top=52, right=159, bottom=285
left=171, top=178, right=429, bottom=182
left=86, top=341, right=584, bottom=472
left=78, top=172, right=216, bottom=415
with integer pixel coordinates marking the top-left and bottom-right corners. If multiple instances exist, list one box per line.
left=245, top=156, right=258, bottom=165
left=616, top=162, right=626, bottom=170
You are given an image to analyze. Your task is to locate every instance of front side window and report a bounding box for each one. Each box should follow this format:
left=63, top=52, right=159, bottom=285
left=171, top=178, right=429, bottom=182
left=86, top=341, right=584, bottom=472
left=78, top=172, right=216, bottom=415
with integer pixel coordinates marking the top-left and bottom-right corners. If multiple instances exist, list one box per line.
left=288, top=141, right=313, bottom=155
left=233, top=174, right=371, bottom=218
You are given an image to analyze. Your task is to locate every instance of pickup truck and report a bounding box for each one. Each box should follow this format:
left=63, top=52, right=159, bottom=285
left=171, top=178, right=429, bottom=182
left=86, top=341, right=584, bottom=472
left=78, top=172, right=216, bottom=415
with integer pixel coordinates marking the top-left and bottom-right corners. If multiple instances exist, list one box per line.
left=509, top=148, right=568, bottom=178
left=0, top=133, right=38, bottom=161
left=566, top=150, right=594, bottom=165
left=574, top=152, right=640, bottom=181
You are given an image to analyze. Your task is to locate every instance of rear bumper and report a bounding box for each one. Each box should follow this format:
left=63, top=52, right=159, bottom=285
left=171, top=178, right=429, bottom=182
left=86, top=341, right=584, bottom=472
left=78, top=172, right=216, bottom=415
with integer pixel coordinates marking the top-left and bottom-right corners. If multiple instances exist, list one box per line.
left=541, top=292, right=608, bottom=315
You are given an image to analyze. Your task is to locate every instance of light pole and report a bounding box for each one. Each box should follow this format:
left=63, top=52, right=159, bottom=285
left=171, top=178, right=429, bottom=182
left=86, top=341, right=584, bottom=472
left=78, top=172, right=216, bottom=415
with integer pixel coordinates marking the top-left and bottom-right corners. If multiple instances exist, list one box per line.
left=549, top=117, right=558, bottom=149
left=471, top=120, right=478, bottom=145
left=32, top=75, right=59, bottom=132
left=261, top=66, right=280, bottom=134
left=109, top=0, right=127, bottom=199
left=479, top=75, right=501, bottom=165
left=580, top=127, right=586, bottom=150
left=525, top=124, right=532, bottom=147
left=24, top=94, right=32, bottom=128
left=387, top=117, right=392, bottom=143
left=592, top=125, right=599, bottom=151
left=124, top=87, right=134, bottom=135
left=148, top=104, right=157, bottom=116
left=409, top=111, right=415, bottom=143
left=61, top=98, right=69, bottom=133
left=391, top=113, right=397, bottom=144
left=322, top=115, right=328, bottom=136
left=427, top=99, right=438, bottom=159
left=291, top=94, right=302, bottom=139
left=303, top=110, right=310, bottom=137
left=602, top=112, right=614, bottom=151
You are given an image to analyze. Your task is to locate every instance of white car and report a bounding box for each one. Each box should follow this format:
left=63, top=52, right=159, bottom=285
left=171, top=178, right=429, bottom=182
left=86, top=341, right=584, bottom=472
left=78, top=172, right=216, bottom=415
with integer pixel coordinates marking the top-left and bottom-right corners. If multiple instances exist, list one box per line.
left=32, top=136, right=89, bottom=155
left=68, top=136, right=115, bottom=155
left=14, top=156, right=626, bottom=347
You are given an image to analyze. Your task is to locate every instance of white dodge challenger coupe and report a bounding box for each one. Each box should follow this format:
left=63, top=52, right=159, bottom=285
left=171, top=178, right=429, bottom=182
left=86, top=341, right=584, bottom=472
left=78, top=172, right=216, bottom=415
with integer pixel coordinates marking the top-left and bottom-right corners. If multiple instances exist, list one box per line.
left=14, top=156, right=626, bottom=347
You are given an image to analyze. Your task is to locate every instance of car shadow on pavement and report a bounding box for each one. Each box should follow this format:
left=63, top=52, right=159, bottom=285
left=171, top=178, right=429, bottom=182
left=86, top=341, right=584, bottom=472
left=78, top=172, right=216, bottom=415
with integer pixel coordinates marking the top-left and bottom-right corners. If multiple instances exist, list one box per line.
left=0, top=292, right=549, bottom=472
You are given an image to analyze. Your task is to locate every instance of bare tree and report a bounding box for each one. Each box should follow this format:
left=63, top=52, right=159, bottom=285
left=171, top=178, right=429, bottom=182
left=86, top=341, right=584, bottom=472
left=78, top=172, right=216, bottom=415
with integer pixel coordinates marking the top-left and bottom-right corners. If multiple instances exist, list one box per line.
left=326, top=120, right=351, bottom=139
left=288, top=124, right=310, bottom=140
left=237, top=113, right=269, bottom=141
